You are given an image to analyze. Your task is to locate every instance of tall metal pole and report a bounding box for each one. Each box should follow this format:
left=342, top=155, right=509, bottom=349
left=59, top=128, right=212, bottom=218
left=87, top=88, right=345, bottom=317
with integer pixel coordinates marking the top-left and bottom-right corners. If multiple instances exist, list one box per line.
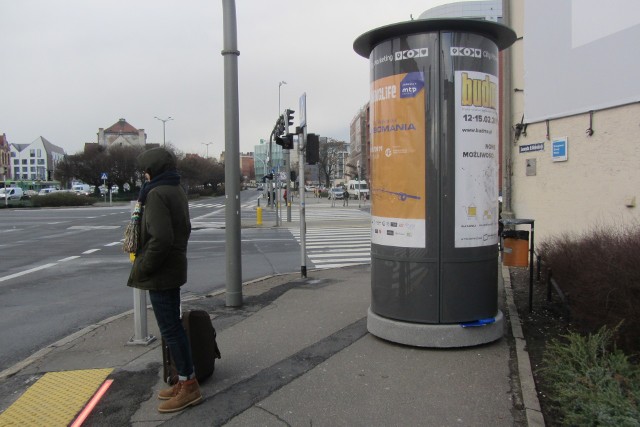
left=221, top=0, right=242, bottom=307
left=202, top=142, right=213, bottom=158
left=154, top=116, right=173, bottom=148
left=298, top=128, right=307, bottom=277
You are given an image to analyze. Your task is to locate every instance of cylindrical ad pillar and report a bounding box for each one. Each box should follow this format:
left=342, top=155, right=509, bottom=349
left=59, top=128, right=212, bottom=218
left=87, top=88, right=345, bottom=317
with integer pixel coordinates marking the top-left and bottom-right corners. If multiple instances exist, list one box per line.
left=354, top=19, right=516, bottom=347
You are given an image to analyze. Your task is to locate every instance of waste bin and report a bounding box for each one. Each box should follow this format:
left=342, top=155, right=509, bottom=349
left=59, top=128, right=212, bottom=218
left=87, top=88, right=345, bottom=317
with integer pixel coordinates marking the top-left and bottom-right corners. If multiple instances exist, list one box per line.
left=502, top=230, right=529, bottom=267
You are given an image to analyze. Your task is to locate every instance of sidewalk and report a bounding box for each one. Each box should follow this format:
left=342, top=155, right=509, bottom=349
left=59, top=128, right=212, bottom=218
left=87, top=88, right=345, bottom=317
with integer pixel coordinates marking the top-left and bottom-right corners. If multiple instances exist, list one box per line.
left=0, top=264, right=541, bottom=426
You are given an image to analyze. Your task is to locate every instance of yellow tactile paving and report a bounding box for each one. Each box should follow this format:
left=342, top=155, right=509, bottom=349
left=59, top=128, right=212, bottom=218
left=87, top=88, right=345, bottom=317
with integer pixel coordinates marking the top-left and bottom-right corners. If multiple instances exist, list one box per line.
left=0, top=368, right=112, bottom=427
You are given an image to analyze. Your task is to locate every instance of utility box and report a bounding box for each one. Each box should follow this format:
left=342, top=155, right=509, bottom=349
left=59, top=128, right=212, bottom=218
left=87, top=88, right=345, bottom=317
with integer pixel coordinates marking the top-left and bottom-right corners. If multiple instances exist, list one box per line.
left=354, top=19, right=516, bottom=347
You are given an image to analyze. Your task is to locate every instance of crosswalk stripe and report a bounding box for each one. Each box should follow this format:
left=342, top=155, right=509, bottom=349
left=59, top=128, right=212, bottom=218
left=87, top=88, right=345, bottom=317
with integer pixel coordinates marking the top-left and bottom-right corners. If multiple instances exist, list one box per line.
left=290, top=225, right=371, bottom=269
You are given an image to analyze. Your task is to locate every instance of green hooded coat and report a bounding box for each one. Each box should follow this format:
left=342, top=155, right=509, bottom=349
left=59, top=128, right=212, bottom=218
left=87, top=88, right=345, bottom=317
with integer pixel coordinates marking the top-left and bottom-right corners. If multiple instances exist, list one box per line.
left=127, top=148, right=191, bottom=291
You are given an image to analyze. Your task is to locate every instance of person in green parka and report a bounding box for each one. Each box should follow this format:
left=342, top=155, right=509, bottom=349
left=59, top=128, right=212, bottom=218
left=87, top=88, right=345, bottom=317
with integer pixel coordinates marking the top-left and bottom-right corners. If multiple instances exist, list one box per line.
left=127, top=147, right=201, bottom=413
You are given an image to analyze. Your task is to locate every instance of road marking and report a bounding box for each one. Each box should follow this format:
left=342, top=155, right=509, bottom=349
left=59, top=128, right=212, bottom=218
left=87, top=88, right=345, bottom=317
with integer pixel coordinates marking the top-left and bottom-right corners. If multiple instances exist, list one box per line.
left=58, top=256, right=81, bottom=262
left=82, top=249, right=101, bottom=254
left=0, top=263, right=57, bottom=283
left=68, top=226, right=120, bottom=230
left=104, top=241, right=122, bottom=247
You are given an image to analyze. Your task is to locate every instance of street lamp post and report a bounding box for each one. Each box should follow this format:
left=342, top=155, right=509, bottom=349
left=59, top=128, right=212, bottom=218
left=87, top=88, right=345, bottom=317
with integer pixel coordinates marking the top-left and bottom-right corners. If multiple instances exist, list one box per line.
left=202, top=142, right=213, bottom=158
left=154, top=116, right=173, bottom=147
left=278, top=80, right=286, bottom=114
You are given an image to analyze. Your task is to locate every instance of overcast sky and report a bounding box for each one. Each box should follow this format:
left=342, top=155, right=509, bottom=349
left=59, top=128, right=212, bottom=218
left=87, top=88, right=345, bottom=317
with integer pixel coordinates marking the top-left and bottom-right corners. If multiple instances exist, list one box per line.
left=1, top=0, right=472, bottom=159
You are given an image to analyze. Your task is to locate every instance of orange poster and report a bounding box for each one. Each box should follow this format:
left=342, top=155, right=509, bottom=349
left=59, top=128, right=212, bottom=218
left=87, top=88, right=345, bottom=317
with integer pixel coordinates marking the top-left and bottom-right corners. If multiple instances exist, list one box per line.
left=370, top=72, right=426, bottom=248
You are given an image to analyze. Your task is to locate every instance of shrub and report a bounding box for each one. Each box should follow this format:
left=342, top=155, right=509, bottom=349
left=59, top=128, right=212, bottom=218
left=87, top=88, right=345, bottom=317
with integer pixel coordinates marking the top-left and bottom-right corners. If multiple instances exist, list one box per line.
left=30, top=193, right=96, bottom=207
left=539, top=223, right=640, bottom=353
left=542, top=324, right=640, bottom=426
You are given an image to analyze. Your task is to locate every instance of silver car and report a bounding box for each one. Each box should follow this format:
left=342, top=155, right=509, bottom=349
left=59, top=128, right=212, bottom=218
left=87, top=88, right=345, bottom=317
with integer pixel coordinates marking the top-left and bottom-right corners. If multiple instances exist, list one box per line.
left=329, top=187, right=344, bottom=200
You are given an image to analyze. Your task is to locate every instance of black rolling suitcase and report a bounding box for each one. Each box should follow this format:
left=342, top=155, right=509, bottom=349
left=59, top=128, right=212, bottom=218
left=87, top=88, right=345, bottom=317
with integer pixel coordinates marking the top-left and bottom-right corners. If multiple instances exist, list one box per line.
left=162, top=310, right=222, bottom=385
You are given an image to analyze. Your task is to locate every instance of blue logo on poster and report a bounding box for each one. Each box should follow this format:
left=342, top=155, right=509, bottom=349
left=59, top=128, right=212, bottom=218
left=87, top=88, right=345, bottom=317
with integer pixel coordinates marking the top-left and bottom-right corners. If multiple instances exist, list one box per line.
left=400, top=72, right=424, bottom=98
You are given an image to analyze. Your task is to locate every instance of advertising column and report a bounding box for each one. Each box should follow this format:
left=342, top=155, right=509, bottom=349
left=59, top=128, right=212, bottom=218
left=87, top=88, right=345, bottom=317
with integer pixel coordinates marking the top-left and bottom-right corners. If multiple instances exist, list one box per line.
left=355, top=19, right=516, bottom=347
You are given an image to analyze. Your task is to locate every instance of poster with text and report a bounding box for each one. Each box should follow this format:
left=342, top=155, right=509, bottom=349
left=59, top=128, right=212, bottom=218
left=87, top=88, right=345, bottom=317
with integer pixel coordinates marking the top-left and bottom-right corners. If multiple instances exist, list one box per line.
left=370, top=72, right=426, bottom=248
left=454, top=70, right=499, bottom=248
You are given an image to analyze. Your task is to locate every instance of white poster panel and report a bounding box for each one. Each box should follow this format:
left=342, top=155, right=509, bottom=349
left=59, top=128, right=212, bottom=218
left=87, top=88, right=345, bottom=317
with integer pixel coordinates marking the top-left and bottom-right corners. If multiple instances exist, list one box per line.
left=454, top=70, right=499, bottom=248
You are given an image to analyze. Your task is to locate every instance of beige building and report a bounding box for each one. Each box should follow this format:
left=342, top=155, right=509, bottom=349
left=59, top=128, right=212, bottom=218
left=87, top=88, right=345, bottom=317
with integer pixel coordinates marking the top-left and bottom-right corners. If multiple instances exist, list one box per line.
left=503, top=0, right=640, bottom=242
left=97, top=118, right=147, bottom=148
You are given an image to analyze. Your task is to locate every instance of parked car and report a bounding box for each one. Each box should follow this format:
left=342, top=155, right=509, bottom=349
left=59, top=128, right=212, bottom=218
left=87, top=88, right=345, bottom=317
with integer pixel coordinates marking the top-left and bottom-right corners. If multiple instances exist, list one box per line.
left=329, top=187, right=344, bottom=200
left=0, top=187, right=24, bottom=200
left=38, top=188, right=59, bottom=196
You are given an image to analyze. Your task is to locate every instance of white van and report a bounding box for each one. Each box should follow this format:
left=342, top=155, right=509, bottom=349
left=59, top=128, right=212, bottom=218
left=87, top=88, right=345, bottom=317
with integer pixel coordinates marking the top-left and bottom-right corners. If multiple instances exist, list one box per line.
left=0, top=187, right=24, bottom=200
left=347, top=180, right=369, bottom=200
left=72, top=184, right=91, bottom=195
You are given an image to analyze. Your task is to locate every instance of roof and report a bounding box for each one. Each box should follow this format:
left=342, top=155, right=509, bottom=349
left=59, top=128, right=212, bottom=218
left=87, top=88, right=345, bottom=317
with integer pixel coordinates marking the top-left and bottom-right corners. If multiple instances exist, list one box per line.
left=39, top=136, right=65, bottom=155
left=104, top=118, right=139, bottom=134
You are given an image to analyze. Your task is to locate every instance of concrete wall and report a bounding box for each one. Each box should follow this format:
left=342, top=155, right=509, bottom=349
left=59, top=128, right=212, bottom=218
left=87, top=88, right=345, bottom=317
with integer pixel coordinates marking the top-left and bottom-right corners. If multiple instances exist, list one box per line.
left=507, top=0, right=640, bottom=243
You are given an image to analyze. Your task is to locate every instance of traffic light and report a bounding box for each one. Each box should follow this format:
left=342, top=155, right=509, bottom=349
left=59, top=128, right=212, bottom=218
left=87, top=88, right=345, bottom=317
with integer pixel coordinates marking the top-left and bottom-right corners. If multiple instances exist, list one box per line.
left=290, top=170, right=297, bottom=182
left=306, top=133, right=319, bottom=165
left=275, top=133, right=294, bottom=150
left=284, top=109, right=295, bottom=129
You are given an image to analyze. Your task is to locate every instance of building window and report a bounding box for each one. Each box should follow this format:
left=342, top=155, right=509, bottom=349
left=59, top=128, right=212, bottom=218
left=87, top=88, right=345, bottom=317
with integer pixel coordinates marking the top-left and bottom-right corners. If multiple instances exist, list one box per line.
left=30, top=159, right=35, bottom=164
left=37, top=159, right=45, bottom=165
left=30, top=149, right=36, bottom=157
left=14, top=159, right=19, bottom=165
left=37, top=149, right=42, bottom=157
left=11, top=152, right=16, bottom=158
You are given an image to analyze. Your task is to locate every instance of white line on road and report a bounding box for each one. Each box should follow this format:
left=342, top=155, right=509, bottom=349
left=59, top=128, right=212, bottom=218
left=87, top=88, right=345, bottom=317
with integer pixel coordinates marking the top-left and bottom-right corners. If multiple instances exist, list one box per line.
left=104, top=242, right=122, bottom=247
left=0, top=263, right=57, bottom=283
left=82, top=249, right=101, bottom=254
left=58, top=256, right=81, bottom=262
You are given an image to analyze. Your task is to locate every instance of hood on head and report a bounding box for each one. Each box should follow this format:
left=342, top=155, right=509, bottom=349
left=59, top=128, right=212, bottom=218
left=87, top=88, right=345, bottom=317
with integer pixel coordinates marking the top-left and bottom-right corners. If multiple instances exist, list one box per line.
left=137, top=148, right=177, bottom=178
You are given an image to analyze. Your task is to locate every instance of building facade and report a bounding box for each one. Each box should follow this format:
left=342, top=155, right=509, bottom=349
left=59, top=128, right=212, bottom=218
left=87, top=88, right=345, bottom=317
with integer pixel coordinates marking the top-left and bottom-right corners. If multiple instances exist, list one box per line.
left=348, top=104, right=370, bottom=183
left=10, top=136, right=65, bottom=181
left=0, top=134, right=10, bottom=180
left=504, top=0, right=640, bottom=242
left=97, top=118, right=146, bottom=148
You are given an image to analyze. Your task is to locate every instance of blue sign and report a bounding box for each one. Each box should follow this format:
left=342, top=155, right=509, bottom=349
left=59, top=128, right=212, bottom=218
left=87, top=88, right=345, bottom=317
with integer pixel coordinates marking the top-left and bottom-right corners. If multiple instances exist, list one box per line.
left=101, top=172, right=108, bottom=180
left=552, top=137, right=568, bottom=162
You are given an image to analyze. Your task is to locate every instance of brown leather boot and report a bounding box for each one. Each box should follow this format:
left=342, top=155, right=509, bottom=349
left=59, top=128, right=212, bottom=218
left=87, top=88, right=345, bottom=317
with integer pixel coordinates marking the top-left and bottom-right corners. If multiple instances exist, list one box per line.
left=157, top=382, right=180, bottom=400
left=157, top=378, right=202, bottom=413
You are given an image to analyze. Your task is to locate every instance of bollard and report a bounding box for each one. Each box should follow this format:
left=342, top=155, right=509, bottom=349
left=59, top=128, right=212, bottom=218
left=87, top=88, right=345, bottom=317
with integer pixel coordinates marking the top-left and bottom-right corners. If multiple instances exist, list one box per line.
left=257, top=206, right=262, bottom=225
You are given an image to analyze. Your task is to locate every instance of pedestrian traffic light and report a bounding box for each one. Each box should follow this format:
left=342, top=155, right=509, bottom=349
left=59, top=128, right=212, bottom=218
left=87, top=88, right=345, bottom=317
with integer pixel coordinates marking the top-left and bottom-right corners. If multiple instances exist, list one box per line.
left=290, top=170, right=297, bottom=182
left=306, top=133, right=319, bottom=165
left=275, top=133, right=294, bottom=150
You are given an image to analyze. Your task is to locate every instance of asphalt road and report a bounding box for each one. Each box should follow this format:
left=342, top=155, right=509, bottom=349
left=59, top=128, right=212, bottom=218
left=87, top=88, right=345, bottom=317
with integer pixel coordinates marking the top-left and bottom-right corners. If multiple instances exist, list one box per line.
left=0, top=191, right=302, bottom=372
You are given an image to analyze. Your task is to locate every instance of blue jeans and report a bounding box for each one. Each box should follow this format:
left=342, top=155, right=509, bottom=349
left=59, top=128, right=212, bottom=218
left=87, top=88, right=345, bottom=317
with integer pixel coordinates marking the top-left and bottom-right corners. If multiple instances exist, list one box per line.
left=149, top=288, right=194, bottom=379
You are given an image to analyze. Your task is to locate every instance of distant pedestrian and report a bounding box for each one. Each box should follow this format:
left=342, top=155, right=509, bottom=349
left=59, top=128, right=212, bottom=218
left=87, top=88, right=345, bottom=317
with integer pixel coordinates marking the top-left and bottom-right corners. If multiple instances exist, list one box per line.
left=283, top=189, right=288, bottom=204
left=127, top=147, right=202, bottom=414
left=343, top=189, right=349, bottom=206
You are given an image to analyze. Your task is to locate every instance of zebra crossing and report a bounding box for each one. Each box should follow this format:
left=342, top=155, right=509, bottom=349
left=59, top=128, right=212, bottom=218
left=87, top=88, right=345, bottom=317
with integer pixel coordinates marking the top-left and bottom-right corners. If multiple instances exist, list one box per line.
left=289, top=226, right=371, bottom=269
left=264, top=206, right=370, bottom=222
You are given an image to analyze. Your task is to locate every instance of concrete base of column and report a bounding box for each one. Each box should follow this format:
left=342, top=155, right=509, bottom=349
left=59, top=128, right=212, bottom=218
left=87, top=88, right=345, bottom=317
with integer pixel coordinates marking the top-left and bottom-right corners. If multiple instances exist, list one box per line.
left=367, top=307, right=504, bottom=348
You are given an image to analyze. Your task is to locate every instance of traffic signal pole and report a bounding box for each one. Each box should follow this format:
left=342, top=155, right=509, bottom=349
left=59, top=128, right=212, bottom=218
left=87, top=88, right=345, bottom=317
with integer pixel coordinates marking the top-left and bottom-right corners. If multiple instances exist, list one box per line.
left=298, top=127, right=307, bottom=278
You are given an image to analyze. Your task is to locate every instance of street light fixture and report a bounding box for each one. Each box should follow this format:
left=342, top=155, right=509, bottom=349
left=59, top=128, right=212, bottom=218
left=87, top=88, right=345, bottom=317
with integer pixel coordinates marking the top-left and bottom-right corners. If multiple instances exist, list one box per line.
left=154, top=116, right=173, bottom=147
left=278, top=81, right=286, bottom=114
left=202, top=142, right=213, bottom=158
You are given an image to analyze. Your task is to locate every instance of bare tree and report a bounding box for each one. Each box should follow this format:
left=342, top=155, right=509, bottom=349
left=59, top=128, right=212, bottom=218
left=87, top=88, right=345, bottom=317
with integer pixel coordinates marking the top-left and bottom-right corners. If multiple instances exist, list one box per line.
left=317, top=138, right=347, bottom=188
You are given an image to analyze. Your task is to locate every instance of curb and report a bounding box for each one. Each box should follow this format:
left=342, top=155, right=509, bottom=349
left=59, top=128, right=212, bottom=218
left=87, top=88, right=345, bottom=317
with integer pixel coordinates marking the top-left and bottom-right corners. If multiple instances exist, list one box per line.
left=502, top=265, right=546, bottom=427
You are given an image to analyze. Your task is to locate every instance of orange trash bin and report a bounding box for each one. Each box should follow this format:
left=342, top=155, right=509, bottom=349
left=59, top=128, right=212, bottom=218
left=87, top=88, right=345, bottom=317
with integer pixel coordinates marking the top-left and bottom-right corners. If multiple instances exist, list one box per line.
left=502, top=230, right=529, bottom=267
